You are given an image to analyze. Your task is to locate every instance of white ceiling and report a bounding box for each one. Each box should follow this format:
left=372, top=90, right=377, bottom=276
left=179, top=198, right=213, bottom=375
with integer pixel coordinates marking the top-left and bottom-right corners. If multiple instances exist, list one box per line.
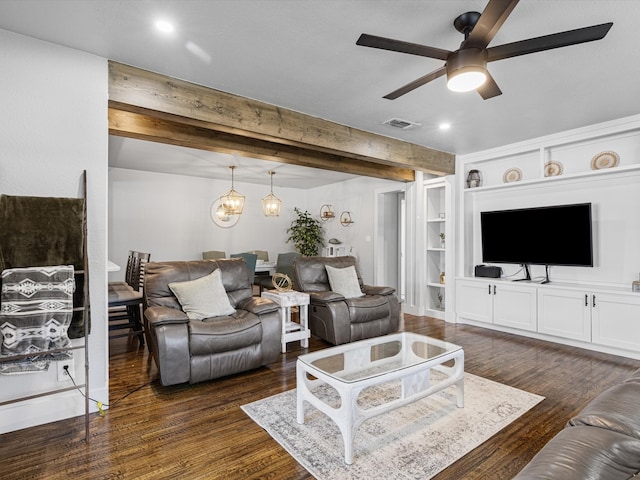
left=1, top=0, right=638, bottom=187
left=108, top=135, right=359, bottom=189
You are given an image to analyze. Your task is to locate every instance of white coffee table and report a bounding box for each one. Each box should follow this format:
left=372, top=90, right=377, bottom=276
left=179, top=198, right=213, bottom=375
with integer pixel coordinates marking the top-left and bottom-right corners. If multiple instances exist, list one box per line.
left=296, top=332, right=464, bottom=464
left=261, top=290, right=311, bottom=353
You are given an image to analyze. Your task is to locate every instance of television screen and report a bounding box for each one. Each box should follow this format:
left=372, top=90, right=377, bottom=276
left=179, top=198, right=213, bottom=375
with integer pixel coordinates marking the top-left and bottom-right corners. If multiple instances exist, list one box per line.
left=480, top=203, right=593, bottom=267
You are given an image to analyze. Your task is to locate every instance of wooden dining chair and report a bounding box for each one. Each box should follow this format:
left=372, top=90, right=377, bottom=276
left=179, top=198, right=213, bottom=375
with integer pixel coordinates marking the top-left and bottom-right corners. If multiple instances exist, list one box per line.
left=202, top=250, right=226, bottom=260
left=250, top=250, right=269, bottom=262
left=251, top=250, right=271, bottom=281
left=254, top=252, right=300, bottom=294
left=230, top=252, right=257, bottom=284
left=108, top=250, right=150, bottom=347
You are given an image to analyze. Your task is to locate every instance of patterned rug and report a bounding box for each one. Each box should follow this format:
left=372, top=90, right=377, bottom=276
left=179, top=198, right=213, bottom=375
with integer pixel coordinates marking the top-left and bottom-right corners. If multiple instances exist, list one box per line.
left=242, top=373, right=544, bottom=479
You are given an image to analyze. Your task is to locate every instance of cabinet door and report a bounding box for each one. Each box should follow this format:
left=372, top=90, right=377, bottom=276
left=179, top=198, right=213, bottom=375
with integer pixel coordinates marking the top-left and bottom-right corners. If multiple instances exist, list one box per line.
left=493, top=283, right=537, bottom=332
left=538, top=288, right=591, bottom=341
left=592, top=292, right=640, bottom=351
left=456, top=280, right=493, bottom=323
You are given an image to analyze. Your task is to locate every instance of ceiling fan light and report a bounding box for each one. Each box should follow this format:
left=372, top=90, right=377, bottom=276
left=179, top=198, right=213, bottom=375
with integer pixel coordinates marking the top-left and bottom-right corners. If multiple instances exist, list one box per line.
left=445, top=48, right=488, bottom=93
left=447, top=69, right=487, bottom=92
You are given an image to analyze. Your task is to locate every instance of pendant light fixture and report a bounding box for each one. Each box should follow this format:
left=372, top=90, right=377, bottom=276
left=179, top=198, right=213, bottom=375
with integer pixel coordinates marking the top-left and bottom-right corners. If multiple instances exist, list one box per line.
left=262, top=170, right=282, bottom=217
left=219, top=165, right=245, bottom=215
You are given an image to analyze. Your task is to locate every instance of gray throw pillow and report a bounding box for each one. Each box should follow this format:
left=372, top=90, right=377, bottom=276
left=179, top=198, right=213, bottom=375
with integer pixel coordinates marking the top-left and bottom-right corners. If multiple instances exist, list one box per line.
left=326, top=265, right=364, bottom=299
left=169, top=268, right=235, bottom=320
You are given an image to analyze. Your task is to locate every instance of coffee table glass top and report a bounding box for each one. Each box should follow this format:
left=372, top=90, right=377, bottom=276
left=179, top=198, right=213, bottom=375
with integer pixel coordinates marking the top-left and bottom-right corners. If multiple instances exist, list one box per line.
left=297, top=332, right=461, bottom=383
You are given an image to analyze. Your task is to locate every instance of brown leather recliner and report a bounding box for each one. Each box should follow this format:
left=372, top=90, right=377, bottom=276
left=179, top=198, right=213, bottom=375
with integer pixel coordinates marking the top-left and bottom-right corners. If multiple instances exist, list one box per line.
left=293, top=256, right=400, bottom=345
left=143, top=259, right=281, bottom=386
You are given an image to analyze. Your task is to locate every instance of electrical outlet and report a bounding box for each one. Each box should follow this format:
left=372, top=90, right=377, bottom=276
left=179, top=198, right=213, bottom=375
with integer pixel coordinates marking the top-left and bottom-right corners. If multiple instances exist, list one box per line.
left=57, top=361, right=74, bottom=382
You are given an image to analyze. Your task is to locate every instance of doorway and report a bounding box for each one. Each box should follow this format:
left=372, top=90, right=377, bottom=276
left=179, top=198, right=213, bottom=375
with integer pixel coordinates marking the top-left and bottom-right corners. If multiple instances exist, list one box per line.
left=374, top=187, right=406, bottom=302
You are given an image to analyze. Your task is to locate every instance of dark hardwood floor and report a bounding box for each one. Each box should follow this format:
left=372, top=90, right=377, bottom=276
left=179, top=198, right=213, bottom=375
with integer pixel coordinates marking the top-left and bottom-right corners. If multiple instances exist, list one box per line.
left=1, top=314, right=638, bottom=479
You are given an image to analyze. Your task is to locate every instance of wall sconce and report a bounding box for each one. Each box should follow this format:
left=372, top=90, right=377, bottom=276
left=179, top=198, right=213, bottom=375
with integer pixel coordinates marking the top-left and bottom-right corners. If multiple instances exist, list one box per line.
left=262, top=171, right=282, bottom=217
left=320, top=204, right=335, bottom=221
left=219, top=165, right=245, bottom=215
left=340, top=211, right=354, bottom=227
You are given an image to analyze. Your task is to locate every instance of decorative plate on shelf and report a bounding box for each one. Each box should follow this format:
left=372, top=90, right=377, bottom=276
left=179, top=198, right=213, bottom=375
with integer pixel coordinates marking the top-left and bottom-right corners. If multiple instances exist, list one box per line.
left=591, top=151, right=620, bottom=170
left=544, top=160, right=563, bottom=177
left=503, top=167, right=522, bottom=183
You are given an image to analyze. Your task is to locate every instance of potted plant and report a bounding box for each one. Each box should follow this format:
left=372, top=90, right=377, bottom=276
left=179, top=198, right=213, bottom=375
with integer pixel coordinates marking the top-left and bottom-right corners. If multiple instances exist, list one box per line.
left=286, top=207, right=324, bottom=256
left=439, top=232, right=446, bottom=247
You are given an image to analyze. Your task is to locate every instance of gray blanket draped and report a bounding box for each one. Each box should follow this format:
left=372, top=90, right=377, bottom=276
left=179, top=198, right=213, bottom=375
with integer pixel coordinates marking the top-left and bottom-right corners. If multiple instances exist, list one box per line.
left=0, top=265, right=74, bottom=374
left=0, top=194, right=87, bottom=338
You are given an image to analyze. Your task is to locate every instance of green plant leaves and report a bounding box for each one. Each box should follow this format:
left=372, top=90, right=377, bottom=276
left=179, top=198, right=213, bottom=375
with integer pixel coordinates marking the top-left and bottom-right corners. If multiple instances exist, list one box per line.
left=286, top=207, right=324, bottom=256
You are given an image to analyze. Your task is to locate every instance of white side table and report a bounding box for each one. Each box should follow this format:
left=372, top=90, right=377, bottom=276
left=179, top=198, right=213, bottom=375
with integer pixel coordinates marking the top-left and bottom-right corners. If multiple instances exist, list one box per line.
left=261, top=290, right=311, bottom=353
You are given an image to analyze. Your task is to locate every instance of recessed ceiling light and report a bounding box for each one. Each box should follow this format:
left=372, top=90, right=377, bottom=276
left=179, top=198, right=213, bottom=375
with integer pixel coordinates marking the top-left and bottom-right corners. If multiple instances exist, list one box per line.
left=155, top=19, right=175, bottom=34
left=439, top=123, right=451, bottom=130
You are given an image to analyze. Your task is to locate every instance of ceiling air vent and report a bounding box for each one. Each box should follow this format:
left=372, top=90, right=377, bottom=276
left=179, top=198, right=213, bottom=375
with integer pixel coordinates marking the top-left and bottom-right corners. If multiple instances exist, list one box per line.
left=382, top=118, right=421, bottom=130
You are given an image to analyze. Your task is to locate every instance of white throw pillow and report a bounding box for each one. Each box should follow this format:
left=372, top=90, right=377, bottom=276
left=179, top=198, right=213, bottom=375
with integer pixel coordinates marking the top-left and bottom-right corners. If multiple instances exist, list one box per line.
left=168, top=268, right=236, bottom=320
left=325, top=265, right=364, bottom=299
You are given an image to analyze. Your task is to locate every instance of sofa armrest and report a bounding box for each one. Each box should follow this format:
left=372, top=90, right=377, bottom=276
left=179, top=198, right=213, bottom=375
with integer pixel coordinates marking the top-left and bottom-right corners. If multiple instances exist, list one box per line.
left=567, top=382, right=640, bottom=440
left=362, top=285, right=396, bottom=296
left=145, top=306, right=189, bottom=327
left=512, top=426, right=640, bottom=480
left=237, top=296, right=279, bottom=315
left=308, top=291, right=345, bottom=304
left=144, top=306, right=190, bottom=386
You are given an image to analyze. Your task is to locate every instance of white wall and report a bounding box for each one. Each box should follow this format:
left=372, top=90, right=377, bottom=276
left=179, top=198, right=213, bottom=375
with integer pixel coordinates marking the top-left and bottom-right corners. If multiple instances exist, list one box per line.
left=306, top=176, right=402, bottom=284
left=109, top=167, right=312, bottom=274
left=109, top=168, right=401, bottom=285
left=456, top=114, right=640, bottom=289
left=469, top=174, right=640, bottom=286
left=0, top=29, right=108, bottom=432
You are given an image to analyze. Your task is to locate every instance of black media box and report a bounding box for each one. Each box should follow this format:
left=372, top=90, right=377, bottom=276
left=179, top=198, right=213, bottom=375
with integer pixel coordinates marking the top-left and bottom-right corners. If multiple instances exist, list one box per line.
left=475, top=265, right=503, bottom=278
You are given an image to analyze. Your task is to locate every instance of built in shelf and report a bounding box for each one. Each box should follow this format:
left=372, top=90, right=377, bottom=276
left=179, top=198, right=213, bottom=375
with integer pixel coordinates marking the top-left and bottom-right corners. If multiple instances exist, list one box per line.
left=464, top=163, right=640, bottom=194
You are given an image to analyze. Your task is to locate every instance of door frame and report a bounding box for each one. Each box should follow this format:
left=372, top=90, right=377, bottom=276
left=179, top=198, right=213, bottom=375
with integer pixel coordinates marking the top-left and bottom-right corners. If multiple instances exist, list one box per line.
left=374, top=185, right=407, bottom=303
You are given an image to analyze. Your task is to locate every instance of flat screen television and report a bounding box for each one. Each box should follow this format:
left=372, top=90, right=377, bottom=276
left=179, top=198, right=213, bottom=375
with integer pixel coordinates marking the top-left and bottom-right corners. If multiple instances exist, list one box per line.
left=480, top=203, right=594, bottom=267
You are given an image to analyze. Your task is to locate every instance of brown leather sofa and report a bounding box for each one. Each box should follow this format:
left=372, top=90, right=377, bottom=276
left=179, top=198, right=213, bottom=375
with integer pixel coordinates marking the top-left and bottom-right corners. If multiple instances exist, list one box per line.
left=143, top=259, right=281, bottom=386
left=293, top=256, right=400, bottom=345
left=513, top=367, right=640, bottom=479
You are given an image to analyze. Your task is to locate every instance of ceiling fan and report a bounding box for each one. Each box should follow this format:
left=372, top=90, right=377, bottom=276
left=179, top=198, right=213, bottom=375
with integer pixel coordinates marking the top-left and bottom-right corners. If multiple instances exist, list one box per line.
left=356, top=0, right=613, bottom=100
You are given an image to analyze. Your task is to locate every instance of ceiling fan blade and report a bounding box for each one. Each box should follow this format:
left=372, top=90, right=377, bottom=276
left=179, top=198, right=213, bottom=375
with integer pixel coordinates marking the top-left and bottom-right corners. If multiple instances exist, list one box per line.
left=477, top=71, right=502, bottom=99
left=464, top=0, right=520, bottom=49
left=487, top=22, right=613, bottom=62
left=357, top=33, right=451, bottom=60
left=383, top=66, right=447, bottom=100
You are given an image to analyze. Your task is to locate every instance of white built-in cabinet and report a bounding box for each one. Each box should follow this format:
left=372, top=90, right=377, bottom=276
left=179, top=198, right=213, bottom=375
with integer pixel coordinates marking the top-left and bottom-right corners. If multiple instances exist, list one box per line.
left=537, top=287, right=591, bottom=342
left=454, top=114, right=640, bottom=360
left=538, top=287, right=640, bottom=349
left=456, top=279, right=537, bottom=331
left=591, top=292, right=640, bottom=351
left=458, top=278, right=640, bottom=355
left=424, top=177, right=453, bottom=320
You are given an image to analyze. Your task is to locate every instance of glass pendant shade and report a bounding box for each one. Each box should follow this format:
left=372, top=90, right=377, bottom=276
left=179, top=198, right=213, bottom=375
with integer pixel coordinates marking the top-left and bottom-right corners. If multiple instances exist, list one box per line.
left=219, top=165, right=245, bottom=215
left=262, top=171, right=282, bottom=216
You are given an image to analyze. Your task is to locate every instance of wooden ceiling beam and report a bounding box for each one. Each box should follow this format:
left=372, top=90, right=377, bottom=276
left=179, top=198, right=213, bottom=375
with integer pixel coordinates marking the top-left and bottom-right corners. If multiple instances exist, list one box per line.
left=108, top=61, right=455, bottom=177
left=108, top=107, right=415, bottom=182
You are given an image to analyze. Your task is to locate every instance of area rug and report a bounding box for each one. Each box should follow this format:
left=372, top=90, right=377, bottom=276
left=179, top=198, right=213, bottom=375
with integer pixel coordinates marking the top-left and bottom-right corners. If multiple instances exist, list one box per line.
left=242, top=373, right=544, bottom=479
